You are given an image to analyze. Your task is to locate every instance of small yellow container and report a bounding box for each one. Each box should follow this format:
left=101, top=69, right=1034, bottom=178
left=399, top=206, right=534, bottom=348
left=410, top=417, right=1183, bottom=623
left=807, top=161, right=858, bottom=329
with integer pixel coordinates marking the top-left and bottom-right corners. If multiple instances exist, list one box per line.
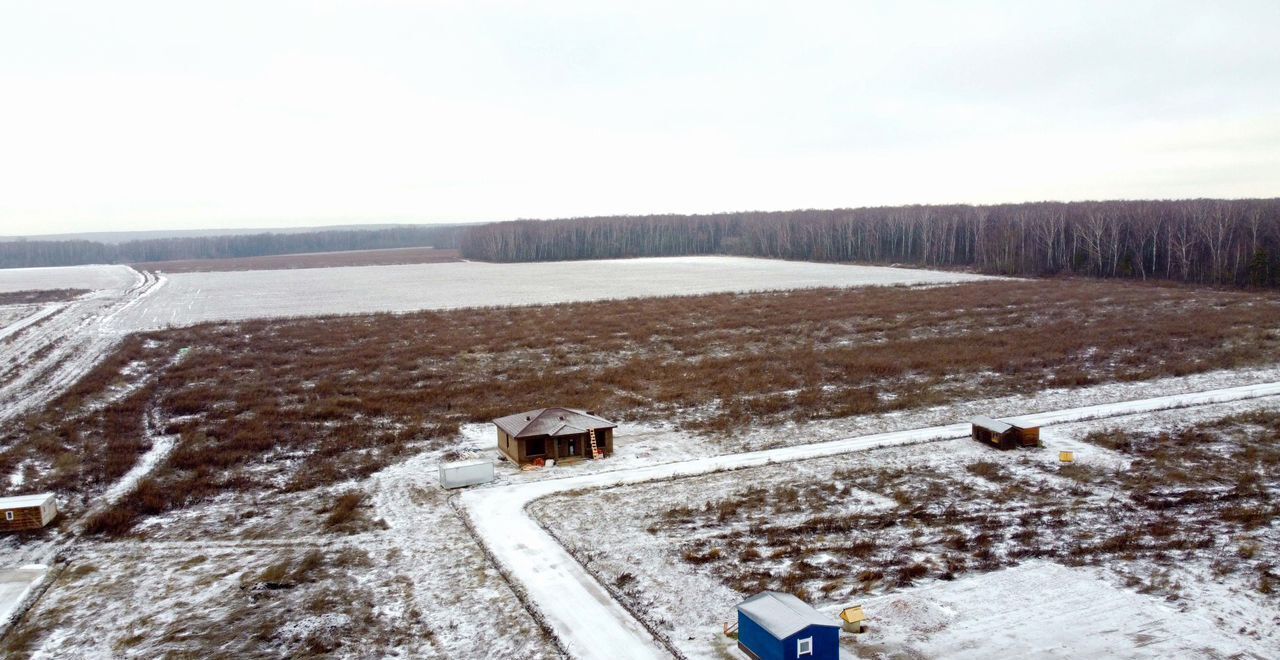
left=1059, top=451, right=1075, bottom=463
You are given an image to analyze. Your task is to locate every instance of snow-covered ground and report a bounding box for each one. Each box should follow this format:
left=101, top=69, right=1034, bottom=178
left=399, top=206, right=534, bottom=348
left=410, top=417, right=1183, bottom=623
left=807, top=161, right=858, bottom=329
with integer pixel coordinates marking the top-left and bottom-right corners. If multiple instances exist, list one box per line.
left=0, top=265, right=137, bottom=293
left=8, top=453, right=560, bottom=659
left=859, top=561, right=1259, bottom=658
left=459, top=382, right=1280, bottom=659
left=535, top=393, right=1280, bottom=658
left=0, top=567, right=46, bottom=628
left=118, top=256, right=998, bottom=329
left=6, top=370, right=1280, bottom=658
left=0, top=268, right=164, bottom=425
left=0, top=304, right=43, bottom=332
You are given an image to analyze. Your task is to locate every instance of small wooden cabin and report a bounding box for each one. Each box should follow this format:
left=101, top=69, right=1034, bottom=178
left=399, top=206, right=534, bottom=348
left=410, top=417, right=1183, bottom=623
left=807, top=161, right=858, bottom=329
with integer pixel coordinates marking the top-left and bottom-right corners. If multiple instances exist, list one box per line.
left=0, top=493, right=58, bottom=532
left=971, top=416, right=1040, bottom=450
left=737, top=591, right=841, bottom=660
left=493, top=407, right=616, bottom=465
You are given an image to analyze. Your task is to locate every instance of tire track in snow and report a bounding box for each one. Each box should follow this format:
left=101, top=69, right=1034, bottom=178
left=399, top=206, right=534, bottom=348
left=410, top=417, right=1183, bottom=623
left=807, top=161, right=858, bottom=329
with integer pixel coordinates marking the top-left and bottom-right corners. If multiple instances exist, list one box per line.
left=73, top=409, right=177, bottom=535
left=0, top=303, right=63, bottom=343
left=458, top=381, right=1280, bottom=660
left=0, top=267, right=165, bottom=425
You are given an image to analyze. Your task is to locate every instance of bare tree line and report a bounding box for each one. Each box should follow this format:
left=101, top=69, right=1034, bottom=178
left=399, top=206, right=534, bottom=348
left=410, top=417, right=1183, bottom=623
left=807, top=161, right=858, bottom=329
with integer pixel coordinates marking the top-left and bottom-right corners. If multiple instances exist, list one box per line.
left=0, top=225, right=466, bottom=269
left=460, top=199, right=1280, bottom=286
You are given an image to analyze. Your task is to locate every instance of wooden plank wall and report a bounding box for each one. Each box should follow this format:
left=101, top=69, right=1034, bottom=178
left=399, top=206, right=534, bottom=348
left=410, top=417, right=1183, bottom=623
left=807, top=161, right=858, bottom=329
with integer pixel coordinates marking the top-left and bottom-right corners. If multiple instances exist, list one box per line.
left=0, top=506, right=46, bottom=532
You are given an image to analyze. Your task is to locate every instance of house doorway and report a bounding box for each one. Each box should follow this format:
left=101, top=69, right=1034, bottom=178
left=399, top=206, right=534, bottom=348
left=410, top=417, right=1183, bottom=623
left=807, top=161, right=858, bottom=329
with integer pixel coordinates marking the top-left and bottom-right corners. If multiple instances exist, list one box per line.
left=566, top=438, right=578, bottom=456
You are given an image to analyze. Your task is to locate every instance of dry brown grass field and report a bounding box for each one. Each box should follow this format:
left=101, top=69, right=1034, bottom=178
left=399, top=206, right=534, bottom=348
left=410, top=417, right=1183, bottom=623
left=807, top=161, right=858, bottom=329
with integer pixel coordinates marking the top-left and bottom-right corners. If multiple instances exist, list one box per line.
left=131, top=246, right=461, bottom=273
left=2, top=278, right=1279, bottom=535
left=657, top=411, right=1280, bottom=603
left=0, top=289, right=88, bottom=305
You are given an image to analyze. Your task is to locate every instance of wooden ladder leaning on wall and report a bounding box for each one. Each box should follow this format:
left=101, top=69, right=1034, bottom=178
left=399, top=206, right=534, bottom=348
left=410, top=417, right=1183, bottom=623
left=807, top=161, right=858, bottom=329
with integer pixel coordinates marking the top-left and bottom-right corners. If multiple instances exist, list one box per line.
left=588, top=428, right=603, bottom=459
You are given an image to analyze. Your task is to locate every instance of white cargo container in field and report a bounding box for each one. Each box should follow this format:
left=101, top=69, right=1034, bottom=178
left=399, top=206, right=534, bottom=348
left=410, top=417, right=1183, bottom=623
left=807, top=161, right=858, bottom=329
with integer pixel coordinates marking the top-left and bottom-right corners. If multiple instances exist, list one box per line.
left=439, top=459, right=495, bottom=489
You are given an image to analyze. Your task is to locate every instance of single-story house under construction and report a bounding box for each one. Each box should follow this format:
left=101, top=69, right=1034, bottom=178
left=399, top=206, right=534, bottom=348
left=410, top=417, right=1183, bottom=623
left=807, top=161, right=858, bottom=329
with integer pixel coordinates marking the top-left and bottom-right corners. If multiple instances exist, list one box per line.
left=0, top=493, right=58, bottom=532
left=736, top=591, right=841, bottom=660
left=493, top=407, right=616, bottom=465
left=971, top=415, right=1041, bottom=450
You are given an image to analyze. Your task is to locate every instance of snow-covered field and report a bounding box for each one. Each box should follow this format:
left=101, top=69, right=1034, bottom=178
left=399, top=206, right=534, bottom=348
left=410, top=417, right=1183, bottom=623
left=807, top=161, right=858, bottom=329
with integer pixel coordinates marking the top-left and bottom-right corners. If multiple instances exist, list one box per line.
left=530, top=394, right=1280, bottom=658
left=10, top=479, right=557, bottom=659
left=461, top=382, right=1280, bottom=659
left=5, top=365, right=1280, bottom=657
left=0, top=268, right=163, bottom=425
left=861, top=561, right=1260, bottom=658
left=0, top=257, right=995, bottom=422
left=118, top=256, right=998, bottom=329
left=0, top=265, right=137, bottom=293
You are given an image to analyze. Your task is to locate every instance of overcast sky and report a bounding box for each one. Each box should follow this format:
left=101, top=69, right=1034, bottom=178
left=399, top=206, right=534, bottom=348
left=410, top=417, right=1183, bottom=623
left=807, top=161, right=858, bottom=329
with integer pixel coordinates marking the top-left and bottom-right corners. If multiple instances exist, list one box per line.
left=1, top=1, right=1277, bottom=235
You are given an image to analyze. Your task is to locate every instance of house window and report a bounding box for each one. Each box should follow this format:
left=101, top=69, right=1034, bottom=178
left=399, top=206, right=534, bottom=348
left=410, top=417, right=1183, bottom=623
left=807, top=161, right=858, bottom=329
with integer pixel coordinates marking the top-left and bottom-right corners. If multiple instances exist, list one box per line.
left=526, top=438, right=546, bottom=456
left=4, top=511, right=12, bottom=521
left=797, top=636, right=813, bottom=656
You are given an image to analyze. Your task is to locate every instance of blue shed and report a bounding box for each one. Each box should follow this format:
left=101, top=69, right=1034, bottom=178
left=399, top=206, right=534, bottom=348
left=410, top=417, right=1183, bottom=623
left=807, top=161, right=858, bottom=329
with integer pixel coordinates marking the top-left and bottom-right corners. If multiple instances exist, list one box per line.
left=736, top=591, right=841, bottom=660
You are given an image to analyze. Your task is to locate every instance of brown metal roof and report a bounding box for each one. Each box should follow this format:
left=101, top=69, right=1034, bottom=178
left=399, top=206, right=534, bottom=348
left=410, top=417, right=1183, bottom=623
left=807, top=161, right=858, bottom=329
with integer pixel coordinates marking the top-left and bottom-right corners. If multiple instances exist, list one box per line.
left=493, top=407, right=616, bottom=438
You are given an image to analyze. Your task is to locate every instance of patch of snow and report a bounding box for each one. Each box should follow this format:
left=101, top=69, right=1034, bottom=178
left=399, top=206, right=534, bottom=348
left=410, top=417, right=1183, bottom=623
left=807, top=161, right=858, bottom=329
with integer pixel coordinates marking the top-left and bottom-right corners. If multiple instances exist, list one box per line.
left=0, top=567, right=47, bottom=629
left=97, top=436, right=175, bottom=508
left=858, top=561, right=1266, bottom=658
left=457, top=423, right=495, bottom=452
left=276, top=611, right=352, bottom=639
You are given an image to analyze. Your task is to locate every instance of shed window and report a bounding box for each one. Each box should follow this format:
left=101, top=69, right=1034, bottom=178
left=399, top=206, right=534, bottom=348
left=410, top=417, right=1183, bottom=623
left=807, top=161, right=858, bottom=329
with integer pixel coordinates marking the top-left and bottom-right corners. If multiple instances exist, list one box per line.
left=4, top=511, right=12, bottom=521
left=797, top=636, right=813, bottom=656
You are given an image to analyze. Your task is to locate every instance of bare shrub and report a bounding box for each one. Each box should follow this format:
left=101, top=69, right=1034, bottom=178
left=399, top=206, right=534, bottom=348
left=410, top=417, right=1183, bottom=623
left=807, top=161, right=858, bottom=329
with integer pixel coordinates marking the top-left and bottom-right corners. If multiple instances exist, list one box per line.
left=324, top=490, right=366, bottom=530
left=965, top=461, right=1009, bottom=482
left=0, top=289, right=88, bottom=305
left=1083, top=428, right=1134, bottom=452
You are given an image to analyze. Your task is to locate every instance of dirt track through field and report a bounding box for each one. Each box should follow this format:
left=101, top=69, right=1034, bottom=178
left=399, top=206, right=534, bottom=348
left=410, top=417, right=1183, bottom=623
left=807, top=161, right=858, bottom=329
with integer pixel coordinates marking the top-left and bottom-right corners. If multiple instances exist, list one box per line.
left=458, top=381, right=1280, bottom=660
left=0, top=267, right=165, bottom=425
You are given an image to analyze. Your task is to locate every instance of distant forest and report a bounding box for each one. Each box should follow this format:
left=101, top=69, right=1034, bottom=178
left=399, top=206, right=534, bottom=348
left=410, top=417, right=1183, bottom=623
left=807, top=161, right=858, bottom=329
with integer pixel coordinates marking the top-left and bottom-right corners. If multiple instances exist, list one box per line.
left=0, top=225, right=465, bottom=269
left=460, top=199, right=1280, bottom=287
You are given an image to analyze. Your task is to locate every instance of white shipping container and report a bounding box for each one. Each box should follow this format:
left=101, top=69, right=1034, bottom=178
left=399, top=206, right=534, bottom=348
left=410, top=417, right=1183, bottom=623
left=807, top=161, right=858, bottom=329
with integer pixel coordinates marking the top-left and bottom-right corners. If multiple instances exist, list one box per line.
left=439, top=459, right=495, bottom=489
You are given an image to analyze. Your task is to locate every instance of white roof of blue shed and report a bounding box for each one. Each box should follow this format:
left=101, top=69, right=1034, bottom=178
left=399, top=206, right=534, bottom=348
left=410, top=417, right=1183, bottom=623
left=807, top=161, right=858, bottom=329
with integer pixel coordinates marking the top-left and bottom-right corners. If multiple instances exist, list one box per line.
left=737, top=591, right=840, bottom=639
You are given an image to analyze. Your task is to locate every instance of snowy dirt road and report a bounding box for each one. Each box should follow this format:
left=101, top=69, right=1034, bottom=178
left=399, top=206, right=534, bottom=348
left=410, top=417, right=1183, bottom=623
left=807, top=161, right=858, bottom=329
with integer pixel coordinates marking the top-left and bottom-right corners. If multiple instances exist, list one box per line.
left=458, top=381, right=1280, bottom=660
left=0, top=567, right=46, bottom=629
left=0, top=267, right=165, bottom=426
